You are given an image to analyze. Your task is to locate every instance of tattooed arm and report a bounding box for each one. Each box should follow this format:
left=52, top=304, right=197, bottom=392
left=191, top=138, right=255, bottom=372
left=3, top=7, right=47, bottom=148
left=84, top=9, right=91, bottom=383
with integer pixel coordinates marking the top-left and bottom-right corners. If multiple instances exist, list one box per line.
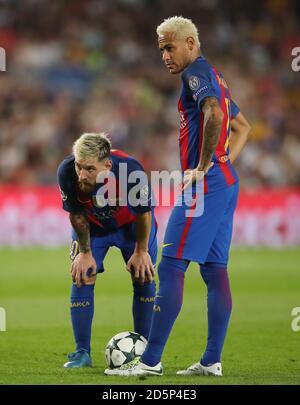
left=70, top=213, right=91, bottom=253
left=182, top=96, right=224, bottom=190
left=198, top=96, right=224, bottom=173
left=69, top=213, right=97, bottom=287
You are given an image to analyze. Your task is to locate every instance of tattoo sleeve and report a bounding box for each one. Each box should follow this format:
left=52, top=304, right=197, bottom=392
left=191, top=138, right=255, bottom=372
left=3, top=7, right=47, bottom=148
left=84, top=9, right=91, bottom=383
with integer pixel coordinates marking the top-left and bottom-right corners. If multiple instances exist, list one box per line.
left=69, top=213, right=91, bottom=253
left=199, top=96, right=224, bottom=171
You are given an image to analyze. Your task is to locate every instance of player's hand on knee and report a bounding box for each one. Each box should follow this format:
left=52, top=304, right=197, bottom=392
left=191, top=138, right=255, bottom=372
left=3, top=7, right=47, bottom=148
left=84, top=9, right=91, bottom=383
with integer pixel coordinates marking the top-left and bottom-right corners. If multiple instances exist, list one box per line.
left=126, top=252, right=155, bottom=284
left=71, top=252, right=97, bottom=287
left=144, top=260, right=156, bottom=284
left=144, top=263, right=156, bottom=284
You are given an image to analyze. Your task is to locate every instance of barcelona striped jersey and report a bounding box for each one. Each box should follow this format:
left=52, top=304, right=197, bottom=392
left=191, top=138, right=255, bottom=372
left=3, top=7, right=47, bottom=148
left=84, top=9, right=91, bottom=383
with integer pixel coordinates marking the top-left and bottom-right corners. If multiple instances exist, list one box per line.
left=57, top=149, right=153, bottom=236
left=179, top=56, right=240, bottom=193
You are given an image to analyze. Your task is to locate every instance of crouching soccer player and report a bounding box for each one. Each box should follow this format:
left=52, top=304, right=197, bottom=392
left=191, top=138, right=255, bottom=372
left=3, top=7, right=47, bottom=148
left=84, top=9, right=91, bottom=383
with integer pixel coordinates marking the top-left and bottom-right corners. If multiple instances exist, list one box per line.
left=105, top=16, right=251, bottom=377
left=57, top=132, right=157, bottom=368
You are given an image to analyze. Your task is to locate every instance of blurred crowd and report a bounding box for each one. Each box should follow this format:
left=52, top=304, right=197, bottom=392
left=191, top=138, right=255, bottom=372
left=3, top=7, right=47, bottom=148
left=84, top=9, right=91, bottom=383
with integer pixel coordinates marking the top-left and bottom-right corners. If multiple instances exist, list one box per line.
left=0, top=0, right=299, bottom=187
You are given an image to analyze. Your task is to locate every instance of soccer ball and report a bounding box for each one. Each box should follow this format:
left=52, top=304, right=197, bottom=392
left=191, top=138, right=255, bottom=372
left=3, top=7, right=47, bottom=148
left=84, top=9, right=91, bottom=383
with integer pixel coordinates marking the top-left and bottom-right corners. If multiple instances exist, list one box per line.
left=105, top=331, right=147, bottom=369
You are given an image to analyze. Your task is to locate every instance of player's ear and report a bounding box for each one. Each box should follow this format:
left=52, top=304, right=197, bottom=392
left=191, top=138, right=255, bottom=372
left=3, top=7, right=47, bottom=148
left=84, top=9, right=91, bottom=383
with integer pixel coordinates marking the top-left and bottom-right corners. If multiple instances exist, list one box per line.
left=105, top=159, right=113, bottom=170
left=186, top=37, right=195, bottom=50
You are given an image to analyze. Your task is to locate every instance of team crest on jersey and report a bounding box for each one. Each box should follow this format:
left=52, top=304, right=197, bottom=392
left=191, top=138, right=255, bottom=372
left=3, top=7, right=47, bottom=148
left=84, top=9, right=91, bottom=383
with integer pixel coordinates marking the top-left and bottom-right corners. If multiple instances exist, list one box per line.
left=218, top=155, right=229, bottom=163
left=189, top=75, right=200, bottom=91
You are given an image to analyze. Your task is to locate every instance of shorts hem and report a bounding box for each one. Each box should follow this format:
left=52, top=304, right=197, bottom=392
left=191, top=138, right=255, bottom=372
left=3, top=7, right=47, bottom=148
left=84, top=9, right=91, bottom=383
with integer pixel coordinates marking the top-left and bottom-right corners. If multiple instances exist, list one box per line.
left=162, top=252, right=228, bottom=266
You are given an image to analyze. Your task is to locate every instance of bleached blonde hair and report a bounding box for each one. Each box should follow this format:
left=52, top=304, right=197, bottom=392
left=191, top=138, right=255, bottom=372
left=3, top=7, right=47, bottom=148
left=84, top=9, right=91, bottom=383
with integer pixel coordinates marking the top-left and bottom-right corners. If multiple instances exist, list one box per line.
left=156, top=16, right=201, bottom=48
left=73, top=132, right=111, bottom=161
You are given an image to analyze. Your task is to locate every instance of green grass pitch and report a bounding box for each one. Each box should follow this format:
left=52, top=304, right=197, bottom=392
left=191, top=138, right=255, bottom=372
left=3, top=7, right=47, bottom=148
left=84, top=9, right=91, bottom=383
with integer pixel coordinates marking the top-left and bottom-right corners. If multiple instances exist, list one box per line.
left=0, top=247, right=299, bottom=385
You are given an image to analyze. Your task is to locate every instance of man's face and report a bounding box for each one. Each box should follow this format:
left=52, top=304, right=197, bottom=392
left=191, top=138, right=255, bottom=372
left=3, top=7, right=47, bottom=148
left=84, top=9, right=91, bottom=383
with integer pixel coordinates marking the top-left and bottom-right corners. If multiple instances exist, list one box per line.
left=158, top=32, right=192, bottom=74
left=75, top=157, right=112, bottom=193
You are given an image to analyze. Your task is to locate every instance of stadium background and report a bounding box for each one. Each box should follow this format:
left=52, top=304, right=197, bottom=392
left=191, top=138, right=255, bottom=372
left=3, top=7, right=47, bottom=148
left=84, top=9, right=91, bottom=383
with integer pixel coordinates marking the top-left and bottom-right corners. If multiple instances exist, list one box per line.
left=0, top=0, right=300, bottom=385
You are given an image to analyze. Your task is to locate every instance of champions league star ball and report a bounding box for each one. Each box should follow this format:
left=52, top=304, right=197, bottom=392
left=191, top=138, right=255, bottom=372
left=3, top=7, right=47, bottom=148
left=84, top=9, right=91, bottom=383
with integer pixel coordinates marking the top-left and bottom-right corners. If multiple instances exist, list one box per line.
left=105, top=331, right=147, bottom=369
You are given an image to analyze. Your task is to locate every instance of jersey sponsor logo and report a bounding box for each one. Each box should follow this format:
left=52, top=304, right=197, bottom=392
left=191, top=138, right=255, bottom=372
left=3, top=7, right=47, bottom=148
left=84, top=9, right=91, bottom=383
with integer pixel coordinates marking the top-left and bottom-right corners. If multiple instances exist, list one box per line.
left=189, top=75, right=201, bottom=91
left=179, top=109, right=188, bottom=130
left=92, top=207, right=118, bottom=221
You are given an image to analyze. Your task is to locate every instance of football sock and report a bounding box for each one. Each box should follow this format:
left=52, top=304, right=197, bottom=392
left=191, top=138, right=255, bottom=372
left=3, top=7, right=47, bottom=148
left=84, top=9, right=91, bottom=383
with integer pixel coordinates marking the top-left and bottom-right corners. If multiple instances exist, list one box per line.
left=199, top=262, right=232, bottom=365
left=132, top=280, right=156, bottom=339
left=141, top=256, right=188, bottom=366
left=70, top=283, right=95, bottom=354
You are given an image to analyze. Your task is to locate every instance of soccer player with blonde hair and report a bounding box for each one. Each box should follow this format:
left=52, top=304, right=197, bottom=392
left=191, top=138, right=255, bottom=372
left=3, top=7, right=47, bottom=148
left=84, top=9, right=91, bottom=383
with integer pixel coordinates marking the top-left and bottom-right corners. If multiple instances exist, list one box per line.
left=58, top=133, right=157, bottom=368
left=106, top=16, right=251, bottom=377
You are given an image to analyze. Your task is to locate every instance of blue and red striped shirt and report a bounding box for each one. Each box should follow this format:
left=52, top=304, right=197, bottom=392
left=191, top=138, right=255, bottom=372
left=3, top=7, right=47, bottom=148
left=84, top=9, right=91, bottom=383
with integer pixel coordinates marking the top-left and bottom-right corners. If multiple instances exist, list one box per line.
left=57, top=149, right=153, bottom=235
left=179, top=56, right=240, bottom=193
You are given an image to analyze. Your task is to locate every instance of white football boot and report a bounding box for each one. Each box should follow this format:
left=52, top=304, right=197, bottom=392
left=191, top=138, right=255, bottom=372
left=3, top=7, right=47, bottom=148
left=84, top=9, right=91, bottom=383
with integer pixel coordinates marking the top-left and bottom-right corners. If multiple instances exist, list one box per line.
left=177, top=361, right=222, bottom=376
left=104, top=357, right=163, bottom=376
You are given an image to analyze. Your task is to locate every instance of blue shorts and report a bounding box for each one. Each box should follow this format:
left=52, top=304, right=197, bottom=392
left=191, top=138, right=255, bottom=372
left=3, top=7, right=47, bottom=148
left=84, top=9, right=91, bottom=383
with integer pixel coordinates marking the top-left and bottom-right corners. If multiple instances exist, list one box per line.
left=162, top=182, right=239, bottom=265
left=70, top=219, right=158, bottom=273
